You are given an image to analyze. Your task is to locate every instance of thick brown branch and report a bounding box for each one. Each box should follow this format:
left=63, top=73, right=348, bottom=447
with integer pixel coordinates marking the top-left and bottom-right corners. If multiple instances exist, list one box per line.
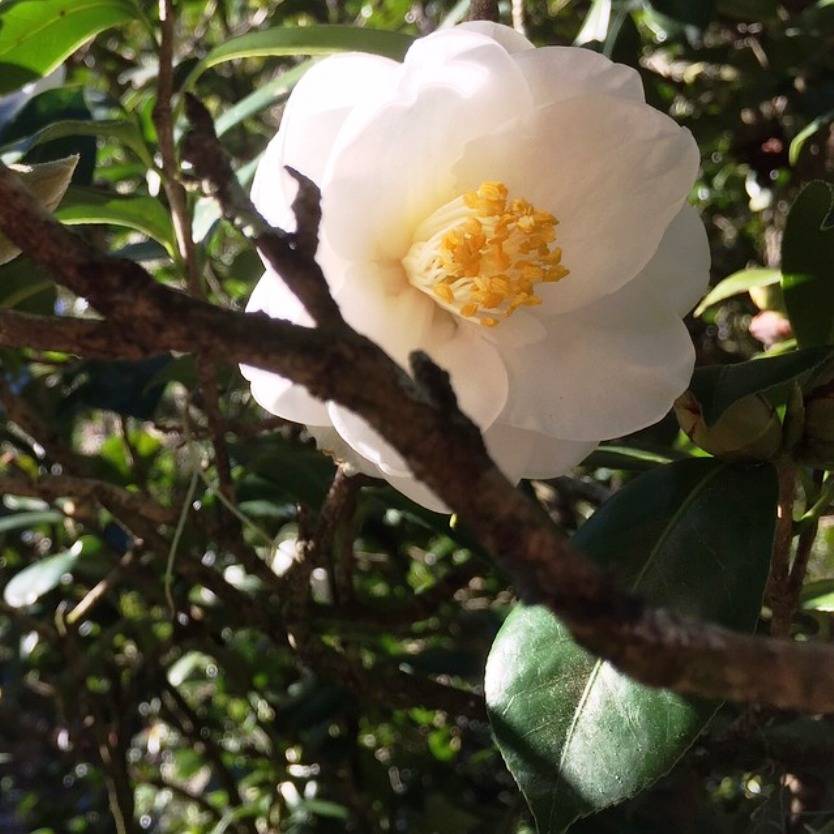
left=0, top=309, right=154, bottom=358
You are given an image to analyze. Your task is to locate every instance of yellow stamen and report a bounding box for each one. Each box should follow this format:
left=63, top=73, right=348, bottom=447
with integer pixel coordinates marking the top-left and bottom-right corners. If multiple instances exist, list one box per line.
left=403, top=180, right=570, bottom=327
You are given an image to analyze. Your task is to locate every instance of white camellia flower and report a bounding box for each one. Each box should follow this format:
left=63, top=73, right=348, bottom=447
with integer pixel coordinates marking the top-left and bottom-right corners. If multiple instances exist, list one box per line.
left=242, top=22, right=709, bottom=511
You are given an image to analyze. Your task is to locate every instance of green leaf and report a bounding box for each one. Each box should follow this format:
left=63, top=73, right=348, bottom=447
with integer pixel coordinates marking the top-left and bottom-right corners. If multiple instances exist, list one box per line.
left=789, top=110, right=834, bottom=167
left=230, top=435, right=335, bottom=509
left=183, top=25, right=414, bottom=91
left=0, top=118, right=154, bottom=168
left=215, top=62, right=312, bottom=138
left=0, top=156, right=78, bottom=265
left=800, top=579, right=834, bottom=612
left=4, top=543, right=82, bottom=607
left=0, top=0, right=140, bottom=94
left=0, top=256, right=56, bottom=314
left=647, top=0, right=714, bottom=28
left=55, top=186, right=176, bottom=254
left=693, top=268, right=781, bottom=317
left=486, top=458, right=778, bottom=834
left=689, top=346, right=834, bottom=425
left=781, top=181, right=834, bottom=348
left=0, top=510, right=64, bottom=533
left=582, top=444, right=684, bottom=471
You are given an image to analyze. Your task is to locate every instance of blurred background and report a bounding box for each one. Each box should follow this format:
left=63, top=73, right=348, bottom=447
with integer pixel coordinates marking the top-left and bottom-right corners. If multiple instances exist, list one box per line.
left=0, top=0, right=833, bottom=832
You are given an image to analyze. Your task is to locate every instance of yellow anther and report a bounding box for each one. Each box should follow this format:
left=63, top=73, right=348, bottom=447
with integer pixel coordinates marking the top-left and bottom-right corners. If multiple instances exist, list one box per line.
left=433, top=282, right=454, bottom=303
left=402, top=180, right=570, bottom=327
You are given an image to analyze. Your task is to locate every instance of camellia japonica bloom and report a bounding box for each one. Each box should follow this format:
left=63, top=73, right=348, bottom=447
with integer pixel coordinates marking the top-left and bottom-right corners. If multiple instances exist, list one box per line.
left=242, top=21, right=709, bottom=511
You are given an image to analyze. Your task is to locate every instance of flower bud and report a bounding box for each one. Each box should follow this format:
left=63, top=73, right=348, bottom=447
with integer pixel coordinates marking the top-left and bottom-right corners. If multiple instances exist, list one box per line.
left=674, top=390, right=782, bottom=460
left=795, top=380, right=834, bottom=466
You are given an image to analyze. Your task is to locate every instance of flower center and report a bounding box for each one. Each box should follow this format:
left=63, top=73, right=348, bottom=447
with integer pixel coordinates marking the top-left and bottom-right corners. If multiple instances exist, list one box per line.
left=402, top=181, right=569, bottom=327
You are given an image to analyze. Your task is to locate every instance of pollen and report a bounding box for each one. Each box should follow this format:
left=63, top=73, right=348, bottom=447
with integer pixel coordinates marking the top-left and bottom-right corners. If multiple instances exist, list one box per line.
left=402, top=181, right=569, bottom=327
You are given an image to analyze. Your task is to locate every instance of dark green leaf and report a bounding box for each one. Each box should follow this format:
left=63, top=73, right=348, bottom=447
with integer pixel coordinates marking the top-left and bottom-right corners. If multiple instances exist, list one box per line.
left=184, top=26, right=414, bottom=90
left=689, top=347, right=834, bottom=425
left=230, top=435, right=335, bottom=509
left=0, top=256, right=56, bottom=314
left=647, top=0, right=714, bottom=28
left=0, top=0, right=140, bottom=94
left=0, top=87, right=98, bottom=185
left=1, top=118, right=153, bottom=168
left=781, top=181, right=834, bottom=348
left=61, top=356, right=172, bottom=419
left=215, top=62, right=312, bottom=138
left=486, top=459, right=778, bottom=834
left=55, top=186, right=176, bottom=253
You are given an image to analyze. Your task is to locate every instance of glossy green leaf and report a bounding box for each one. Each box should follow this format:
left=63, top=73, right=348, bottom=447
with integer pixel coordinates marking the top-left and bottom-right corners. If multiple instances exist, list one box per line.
left=55, top=186, right=176, bottom=253
left=183, top=26, right=414, bottom=90
left=215, top=62, right=312, bottom=137
left=4, top=543, right=82, bottom=607
left=789, top=110, right=834, bottom=166
left=693, top=267, right=781, bottom=317
left=689, top=346, right=834, bottom=425
left=0, top=0, right=140, bottom=94
left=0, top=118, right=154, bottom=168
left=486, top=459, right=778, bottom=834
left=781, top=181, right=834, bottom=348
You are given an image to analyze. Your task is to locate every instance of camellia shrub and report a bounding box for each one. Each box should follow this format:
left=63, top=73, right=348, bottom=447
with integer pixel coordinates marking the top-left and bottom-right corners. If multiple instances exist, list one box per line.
left=0, top=1, right=833, bottom=833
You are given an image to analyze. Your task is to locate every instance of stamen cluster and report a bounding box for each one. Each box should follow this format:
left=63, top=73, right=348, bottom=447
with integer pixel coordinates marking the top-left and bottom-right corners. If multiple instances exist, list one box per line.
left=404, top=181, right=569, bottom=327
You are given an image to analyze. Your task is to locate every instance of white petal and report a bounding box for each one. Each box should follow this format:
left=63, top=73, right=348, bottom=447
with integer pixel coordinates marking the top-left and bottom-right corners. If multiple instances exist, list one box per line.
left=453, top=93, right=699, bottom=315
left=241, top=271, right=330, bottom=425
left=454, top=21, right=535, bottom=53
left=322, top=30, right=533, bottom=262
left=499, top=290, right=696, bottom=441
left=513, top=45, right=644, bottom=105
left=384, top=473, right=450, bottom=513
left=429, top=323, right=509, bottom=430
left=328, top=404, right=411, bottom=477
left=485, top=423, right=596, bottom=480
left=624, top=203, right=710, bottom=317
left=307, top=426, right=382, bottom=478
left=251, top=53, right=399, bottom=231
left=333, top=265, right=438, bottom=365
left=326, top=315, right=509, bottom=476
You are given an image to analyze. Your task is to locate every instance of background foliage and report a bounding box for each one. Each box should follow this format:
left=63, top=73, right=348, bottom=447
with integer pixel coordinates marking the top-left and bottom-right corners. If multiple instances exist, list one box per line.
left=1, top=0, right=834, bottom=833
